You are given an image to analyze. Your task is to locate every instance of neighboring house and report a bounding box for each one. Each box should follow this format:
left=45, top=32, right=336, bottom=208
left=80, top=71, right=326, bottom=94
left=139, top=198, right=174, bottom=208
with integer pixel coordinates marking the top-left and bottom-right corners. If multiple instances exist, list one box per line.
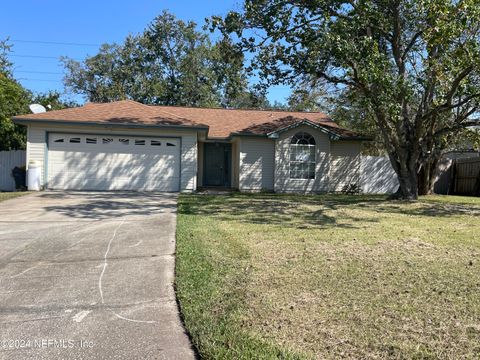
left=13, top=100, right=369, bottom=193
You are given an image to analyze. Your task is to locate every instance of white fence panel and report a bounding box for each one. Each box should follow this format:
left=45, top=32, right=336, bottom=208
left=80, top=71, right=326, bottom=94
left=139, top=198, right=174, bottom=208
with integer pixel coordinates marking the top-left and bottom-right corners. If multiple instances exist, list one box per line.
left=0, top=150, right=26, bottom=191
left=361, top=156, right=399, bottom=194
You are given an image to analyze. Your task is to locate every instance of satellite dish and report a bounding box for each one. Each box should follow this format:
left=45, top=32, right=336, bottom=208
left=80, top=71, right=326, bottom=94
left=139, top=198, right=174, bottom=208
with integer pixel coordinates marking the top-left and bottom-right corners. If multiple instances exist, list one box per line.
left=29, top=104, right=47, bottom=114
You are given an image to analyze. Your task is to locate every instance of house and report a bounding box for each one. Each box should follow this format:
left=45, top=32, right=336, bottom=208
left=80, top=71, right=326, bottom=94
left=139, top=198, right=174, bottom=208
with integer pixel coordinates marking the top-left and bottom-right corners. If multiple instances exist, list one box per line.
left=13, top=100, right=369, bottom=193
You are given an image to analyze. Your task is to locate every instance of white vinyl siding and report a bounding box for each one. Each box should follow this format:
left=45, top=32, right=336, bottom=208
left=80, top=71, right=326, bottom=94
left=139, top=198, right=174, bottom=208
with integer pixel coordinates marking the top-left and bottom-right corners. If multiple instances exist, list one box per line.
left=239, top=138, right=275, bottom=191
left=26, top=124, right=197, bottom=192
left=197, top=142, right=204, bottom=187
left=27, top=125, right=46, bottom=185
left=180, top=134, right=198, bottom=191
left=330, top=141, right=362, bottom=192
left=274, top=125, right=330, bottom=193
left=231, top=139, right=240, bottom=189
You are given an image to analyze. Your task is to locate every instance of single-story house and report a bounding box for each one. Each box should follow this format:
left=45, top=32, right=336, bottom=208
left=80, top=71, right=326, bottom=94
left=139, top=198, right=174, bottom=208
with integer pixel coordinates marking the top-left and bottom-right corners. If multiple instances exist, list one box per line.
left=13, top=100, right=370, bottom=193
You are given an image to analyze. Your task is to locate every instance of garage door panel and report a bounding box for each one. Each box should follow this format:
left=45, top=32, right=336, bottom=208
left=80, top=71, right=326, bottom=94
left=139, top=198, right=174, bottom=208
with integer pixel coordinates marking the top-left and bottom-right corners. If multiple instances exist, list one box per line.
left=47, top=133, right=181, bottom=191
left=50, top=169, right=180, bottom=191
left=49, top=175, right=180, bottom=191
left=52, top=154, right=179, bottom=177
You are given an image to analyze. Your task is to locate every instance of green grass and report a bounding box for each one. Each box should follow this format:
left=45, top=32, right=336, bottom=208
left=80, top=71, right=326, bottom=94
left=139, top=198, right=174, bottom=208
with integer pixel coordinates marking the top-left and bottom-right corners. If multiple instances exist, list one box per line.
left=175, top=194, right=480, bottom=359
left=0, top=192, right=29, bottom=203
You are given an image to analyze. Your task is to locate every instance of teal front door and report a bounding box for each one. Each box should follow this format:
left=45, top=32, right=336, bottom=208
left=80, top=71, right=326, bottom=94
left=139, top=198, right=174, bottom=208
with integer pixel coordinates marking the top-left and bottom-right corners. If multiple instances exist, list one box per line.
left=204, top=143, right=232, bottom=187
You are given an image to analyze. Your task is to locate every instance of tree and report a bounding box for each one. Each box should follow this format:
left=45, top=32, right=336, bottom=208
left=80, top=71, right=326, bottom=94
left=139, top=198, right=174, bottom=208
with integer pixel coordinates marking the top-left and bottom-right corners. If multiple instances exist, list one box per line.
left=63, top=11, right=261, bottom=108
left=284, top=78, right=334, bottom=112
left=328, top=88, right=387, bottom=155
left=0, top=39, right=77, bottom=151
left=31, top=91, right=78, bottom=111
left=213, top=0, right=480, bottom=199
left=0, top=39, right=31, bottom=151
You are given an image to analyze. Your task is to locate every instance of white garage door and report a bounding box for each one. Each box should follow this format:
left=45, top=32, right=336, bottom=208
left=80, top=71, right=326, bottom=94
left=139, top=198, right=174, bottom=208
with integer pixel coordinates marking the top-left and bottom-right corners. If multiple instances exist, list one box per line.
left=47, top=133, right=181, bottom=191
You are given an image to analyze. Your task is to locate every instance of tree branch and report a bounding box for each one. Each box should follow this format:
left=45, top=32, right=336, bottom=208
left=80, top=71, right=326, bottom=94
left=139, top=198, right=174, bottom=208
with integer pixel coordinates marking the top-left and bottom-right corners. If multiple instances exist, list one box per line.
left=315, top=70, right=356, bottom=87
left=445, top=65, right=474, bottom=106
left=402, top=30, right=422, bottom=60
left=420, top=66, right=476, bottom=120
left=433, top=110, right=479, bottom=138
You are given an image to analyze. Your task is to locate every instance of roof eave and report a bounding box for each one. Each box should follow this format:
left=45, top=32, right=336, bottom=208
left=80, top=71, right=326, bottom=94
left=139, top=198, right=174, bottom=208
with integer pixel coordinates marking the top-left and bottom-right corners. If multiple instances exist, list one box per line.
left=336, top=136, right=374, bottom=141
left=230, top=132, right=268, bottom=138
left=12, top=117, right=210, bottom=131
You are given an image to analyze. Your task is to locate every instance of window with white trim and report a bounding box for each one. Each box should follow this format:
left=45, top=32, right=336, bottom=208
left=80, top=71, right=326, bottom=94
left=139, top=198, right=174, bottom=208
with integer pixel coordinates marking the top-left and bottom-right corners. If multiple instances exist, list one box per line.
left=289, top=132, right=316, bottom=179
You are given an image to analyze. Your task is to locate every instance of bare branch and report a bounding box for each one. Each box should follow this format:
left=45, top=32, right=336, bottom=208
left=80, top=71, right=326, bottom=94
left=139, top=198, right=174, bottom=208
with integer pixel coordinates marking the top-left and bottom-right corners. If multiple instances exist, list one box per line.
left=402, top=31, right=422, bottom=59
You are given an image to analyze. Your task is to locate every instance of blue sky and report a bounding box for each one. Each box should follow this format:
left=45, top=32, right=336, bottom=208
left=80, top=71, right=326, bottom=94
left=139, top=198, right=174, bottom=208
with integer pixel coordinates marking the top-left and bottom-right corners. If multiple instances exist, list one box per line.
left=0, top=1, right=290, bottom=104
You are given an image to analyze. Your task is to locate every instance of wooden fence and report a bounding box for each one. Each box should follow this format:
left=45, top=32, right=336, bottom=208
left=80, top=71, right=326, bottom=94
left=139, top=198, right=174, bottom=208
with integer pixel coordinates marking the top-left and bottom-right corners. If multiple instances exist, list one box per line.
left=450, top=157, right=480, bottom=196
left=0, top=150, right=26, bottom=191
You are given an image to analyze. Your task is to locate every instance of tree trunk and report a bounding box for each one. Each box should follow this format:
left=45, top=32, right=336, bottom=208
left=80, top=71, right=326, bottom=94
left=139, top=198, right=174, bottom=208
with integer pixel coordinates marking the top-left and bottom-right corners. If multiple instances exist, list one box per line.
left=388, top=155, right=419, bottom=200
left=395, top=170, right=419, bottom=200
left=418, top=163, right=433, bottom=195
left=418, top=155, right=442, bottom=195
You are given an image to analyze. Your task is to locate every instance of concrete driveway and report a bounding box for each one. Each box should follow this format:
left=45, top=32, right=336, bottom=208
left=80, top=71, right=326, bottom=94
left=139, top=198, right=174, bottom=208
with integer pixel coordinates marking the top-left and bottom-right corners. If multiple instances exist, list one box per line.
left=0, top=192, right=195, bottom=360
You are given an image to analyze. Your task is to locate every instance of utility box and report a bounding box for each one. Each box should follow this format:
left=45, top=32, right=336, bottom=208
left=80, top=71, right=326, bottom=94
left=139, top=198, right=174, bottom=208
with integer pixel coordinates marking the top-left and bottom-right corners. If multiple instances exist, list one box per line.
left=27, top=161, right=41, bottom=191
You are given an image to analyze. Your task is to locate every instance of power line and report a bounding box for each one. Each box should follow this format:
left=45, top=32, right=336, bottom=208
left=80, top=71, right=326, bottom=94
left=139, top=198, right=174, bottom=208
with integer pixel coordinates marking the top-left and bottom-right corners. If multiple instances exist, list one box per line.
left=11, top=39, right=100, bottom=47
left=10, top=54, right=63, bottom=59
left=15, top=70, right=64, bottom=75
left=9, top=54, right=83, bottom=61
left=19, top=78, right=63, bottom=83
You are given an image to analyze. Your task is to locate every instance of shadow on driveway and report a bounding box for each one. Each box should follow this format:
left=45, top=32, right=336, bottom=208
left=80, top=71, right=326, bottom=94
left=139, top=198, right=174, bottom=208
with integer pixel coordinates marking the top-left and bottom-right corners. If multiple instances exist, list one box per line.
left=40, top=191, right=177, bottom=220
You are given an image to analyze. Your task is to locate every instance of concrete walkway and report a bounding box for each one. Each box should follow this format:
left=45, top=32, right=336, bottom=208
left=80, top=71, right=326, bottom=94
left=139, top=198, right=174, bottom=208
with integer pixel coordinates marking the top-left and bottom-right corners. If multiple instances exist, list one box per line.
left=0, top=191, right=195, bottom=360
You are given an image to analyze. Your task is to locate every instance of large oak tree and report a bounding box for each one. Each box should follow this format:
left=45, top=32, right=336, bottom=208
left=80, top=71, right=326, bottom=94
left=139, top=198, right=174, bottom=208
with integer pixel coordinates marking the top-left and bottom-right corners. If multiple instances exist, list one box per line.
left=213, top=0, right=480, bottom=199
left=62, top=11, right=268, bottom=109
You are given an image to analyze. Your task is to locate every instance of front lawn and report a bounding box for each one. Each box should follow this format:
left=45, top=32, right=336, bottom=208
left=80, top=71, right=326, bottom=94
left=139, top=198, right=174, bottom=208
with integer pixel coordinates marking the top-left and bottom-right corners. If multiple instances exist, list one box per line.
left=175, top=194, right=480, bottom=359
left=0, top=192, right=29, bottom=203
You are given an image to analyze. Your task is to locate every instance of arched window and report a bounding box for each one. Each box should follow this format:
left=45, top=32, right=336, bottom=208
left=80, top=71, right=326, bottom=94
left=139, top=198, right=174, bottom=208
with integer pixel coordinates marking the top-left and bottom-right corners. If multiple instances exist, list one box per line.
left=289, top=132, right=316, bottom=179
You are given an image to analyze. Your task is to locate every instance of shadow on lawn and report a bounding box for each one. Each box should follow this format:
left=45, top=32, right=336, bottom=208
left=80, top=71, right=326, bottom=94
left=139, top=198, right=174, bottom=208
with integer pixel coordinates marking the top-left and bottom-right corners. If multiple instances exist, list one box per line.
left=179, top=194, right=385, bottom=229
left=180, top=193, right=480, bottom=229
left=367, top=201, right=480, bottom=218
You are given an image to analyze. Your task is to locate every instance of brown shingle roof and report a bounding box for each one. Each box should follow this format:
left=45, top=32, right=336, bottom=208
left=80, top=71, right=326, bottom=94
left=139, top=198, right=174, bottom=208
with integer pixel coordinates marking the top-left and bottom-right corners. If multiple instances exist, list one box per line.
left=14, top=100, right=366, bottom=140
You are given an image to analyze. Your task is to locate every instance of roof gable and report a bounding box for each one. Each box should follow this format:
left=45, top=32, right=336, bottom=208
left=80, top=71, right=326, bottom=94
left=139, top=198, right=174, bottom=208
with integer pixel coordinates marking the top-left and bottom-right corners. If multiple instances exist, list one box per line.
left=265, top=119, right=371, bottom=141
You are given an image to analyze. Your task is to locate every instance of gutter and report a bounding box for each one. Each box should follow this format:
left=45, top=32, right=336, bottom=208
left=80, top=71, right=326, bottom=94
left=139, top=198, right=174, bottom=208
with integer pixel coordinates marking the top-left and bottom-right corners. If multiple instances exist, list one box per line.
left=336, top=136, right=374, bottom=141
left=203, top=133, right=272, bottom=142
left=12, top=117, right=210, bottom=132
left=207, top=129, right=373, bottom=142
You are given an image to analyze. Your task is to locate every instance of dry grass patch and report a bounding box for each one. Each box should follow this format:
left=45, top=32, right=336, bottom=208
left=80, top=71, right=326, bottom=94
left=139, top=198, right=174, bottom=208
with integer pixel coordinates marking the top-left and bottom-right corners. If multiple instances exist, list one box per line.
left=0, top=192, right=29, bottom=203
left=176, top=194, right=480, bottom=359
